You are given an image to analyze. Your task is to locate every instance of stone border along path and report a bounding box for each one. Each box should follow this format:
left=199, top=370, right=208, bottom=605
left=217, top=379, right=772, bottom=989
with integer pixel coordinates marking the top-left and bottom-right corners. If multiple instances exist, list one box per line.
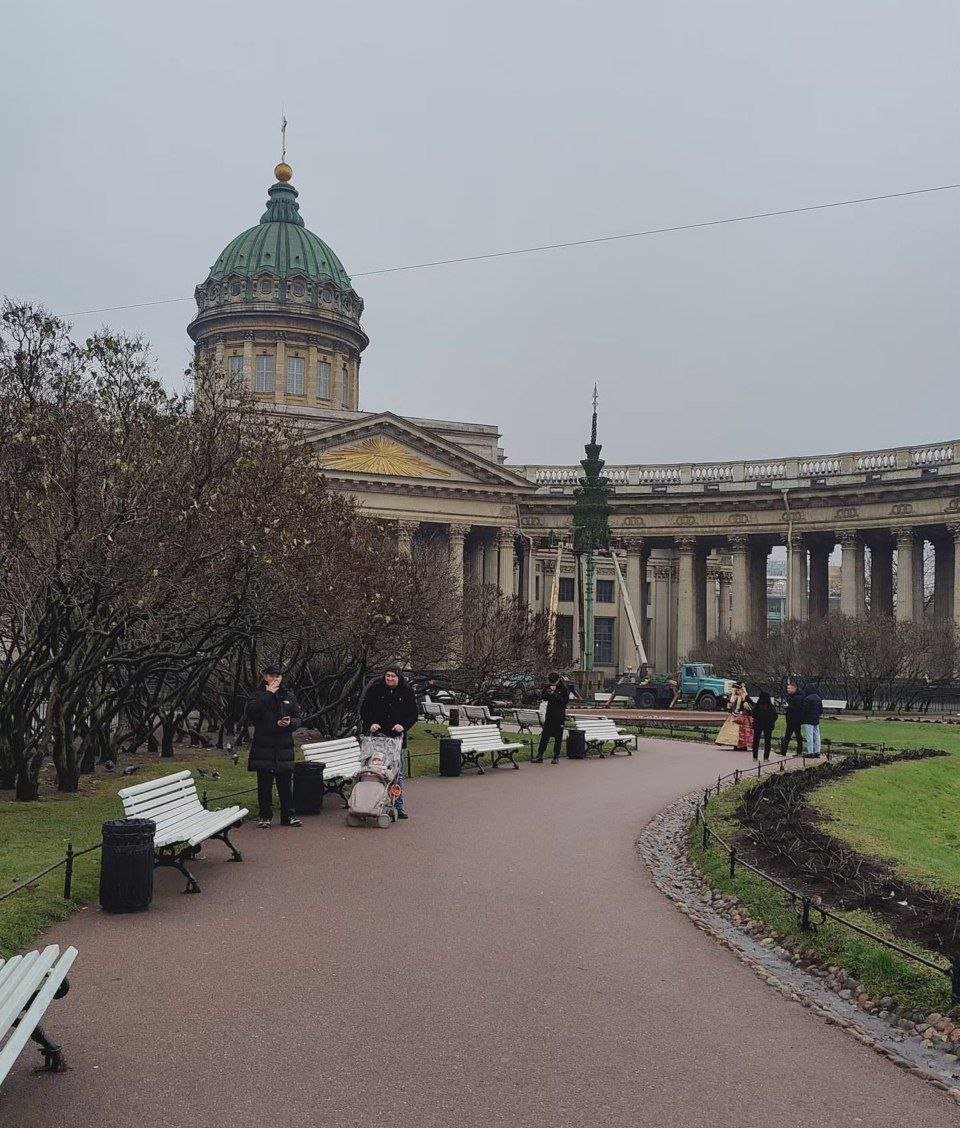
left=638, top=792, right=960, bottom=1104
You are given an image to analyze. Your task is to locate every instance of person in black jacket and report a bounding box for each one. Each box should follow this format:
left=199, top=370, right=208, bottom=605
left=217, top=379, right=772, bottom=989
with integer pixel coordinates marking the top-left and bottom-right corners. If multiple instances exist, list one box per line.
left=244, top=664, right=303, bottom=828
left=801, top=684, right=824, bottom=758
left=750, top=690, right=778, bottom=761
left=360, top=666, right=419, bottom=818
left=535, top=672, right=570, bottom=764
left=780, top=680, right=804, bottom=756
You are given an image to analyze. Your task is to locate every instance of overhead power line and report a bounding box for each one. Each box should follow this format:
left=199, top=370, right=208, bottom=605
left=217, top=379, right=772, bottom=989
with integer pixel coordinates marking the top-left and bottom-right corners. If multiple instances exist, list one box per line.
left=64, top=182, right=960, bottom=318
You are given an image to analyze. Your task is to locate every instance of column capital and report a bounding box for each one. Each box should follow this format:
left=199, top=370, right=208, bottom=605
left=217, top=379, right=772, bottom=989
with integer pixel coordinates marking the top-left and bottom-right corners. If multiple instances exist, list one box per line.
left=728, top=535, right=750, bottom=553
left=893, top=525, right=917, bottom=544
left=836, top=529, right=860, bottom=548
left=675, top=536, right=698, bottom=554
left=705, top=564, right=723, bottom=581
left=448, top=523, right=471, bottom=540
left=397, top=519, right=420, bottom=533
left=497, top=527, right=518, bottom=545
left=619, top=536, right=645, bottom=554
left=652, top=564, right=673, bottom=581
left=948, top=522, right=960, bottom=541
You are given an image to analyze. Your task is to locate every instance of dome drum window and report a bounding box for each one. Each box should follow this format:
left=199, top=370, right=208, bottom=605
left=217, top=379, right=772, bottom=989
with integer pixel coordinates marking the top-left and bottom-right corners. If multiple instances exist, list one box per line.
left=255, top=354, right=275, bottom=393
left=287, top=355, right=305, bottom=396
left=318, top=360, right=331, bottom=399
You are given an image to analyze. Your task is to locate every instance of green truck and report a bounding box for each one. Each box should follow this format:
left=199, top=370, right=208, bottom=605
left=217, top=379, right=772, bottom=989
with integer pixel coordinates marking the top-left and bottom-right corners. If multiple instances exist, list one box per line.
left=611, top=662, right=733, bottom=710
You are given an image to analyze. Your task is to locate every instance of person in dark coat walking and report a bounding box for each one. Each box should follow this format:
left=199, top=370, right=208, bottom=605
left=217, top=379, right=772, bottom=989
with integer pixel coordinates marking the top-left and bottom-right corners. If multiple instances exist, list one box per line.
left=244, top=664, right=303, bottom=828
left=535, top=672, right=570, bottom=764
left=360, top=666, right=419, bottom=818
left=801, top=684, right=824, bottom=758
left=780, top=680, right=804, bottom=756
left=750, top=690, right=778, bottom=761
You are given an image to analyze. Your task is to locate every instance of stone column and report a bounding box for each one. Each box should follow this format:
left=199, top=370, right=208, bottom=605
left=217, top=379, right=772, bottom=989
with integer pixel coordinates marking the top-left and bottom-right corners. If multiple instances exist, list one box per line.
left=622, top=540, right=646, bottom=669
left=951, top=524, right=960, bottom=632
left=787, top=537, right=808, bottom=621
left=651, top=564, right=672, bottom=673
left=808, top=542, right=831, bottom=619
left=482, top=530, right=498, bottom=585
left=838, top=531, right=864, bottom=617
left=933, top=534, right=955, bottom=622
left=274, top=338, right=286, bottom=405
left=730, top=536, right=752, bottom=636
left=869, top=538, right=894, bottom=617
left=676, top=537, right=706, bottom=660
left=718, top=569, right=732, bottom=634
left=242, top=337, right=254, bottom=389
left=914, top=535, right=926, bottom=619
left=706, top=564, right=721, bottom=641
left=895, top=527, right=917, bottom=622
left=396, top=520, right=417, bottom=559
left=448, top=524, right=469, bottom=598
left=497, top=529, right=516, bottom=596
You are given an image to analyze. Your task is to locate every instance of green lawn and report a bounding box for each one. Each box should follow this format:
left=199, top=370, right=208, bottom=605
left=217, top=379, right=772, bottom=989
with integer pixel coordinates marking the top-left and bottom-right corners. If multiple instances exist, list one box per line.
left=812, top=746, right=960, bottom=897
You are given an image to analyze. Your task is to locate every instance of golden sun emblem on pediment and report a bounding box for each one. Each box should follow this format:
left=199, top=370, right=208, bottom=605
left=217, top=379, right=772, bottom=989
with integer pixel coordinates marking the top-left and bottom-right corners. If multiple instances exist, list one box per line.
left=321, top=436, right=453, bottom=478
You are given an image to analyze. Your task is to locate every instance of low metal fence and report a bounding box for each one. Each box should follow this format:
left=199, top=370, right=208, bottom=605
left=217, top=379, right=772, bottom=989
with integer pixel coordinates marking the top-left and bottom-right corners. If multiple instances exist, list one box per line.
left=694, top=750, right=959, bottom=1002
left=0, top=841, right=102, bottom=906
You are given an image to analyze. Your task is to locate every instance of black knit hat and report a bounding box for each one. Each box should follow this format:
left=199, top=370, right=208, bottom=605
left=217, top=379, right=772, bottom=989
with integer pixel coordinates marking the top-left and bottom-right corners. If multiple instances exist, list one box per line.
left=262, top=663, right=283, bottom=676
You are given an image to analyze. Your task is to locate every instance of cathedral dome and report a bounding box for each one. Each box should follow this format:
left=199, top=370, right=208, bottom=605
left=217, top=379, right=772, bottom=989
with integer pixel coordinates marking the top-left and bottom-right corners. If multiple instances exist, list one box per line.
left=188, top=166, right=365, bottom=330
left=207, top=180, right=354, bottom=292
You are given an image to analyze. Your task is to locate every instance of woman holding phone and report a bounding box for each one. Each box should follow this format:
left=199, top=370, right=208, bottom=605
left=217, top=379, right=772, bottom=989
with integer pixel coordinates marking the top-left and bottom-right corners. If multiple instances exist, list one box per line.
left=244, top=663, right=303, bottom=828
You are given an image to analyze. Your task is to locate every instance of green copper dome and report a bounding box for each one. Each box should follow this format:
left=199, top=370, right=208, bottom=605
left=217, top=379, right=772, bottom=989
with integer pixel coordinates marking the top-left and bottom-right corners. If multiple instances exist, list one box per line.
left=206, top=180, right=353, bottom=291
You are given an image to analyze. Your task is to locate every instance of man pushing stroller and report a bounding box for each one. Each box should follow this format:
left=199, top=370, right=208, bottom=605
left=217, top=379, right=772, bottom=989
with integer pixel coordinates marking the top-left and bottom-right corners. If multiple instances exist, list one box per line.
left=359, top=666, right=419, bottom=819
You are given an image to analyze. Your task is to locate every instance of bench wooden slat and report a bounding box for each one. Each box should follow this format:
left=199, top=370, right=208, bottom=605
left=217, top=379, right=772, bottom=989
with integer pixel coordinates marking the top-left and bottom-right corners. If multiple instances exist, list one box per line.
left=301, top=738, right=363, bottom=781
left=0, top=946, right=77, bottom=1085
left=118, top=769, right=192, bottom=799
left=0, top=948, right=57, bottom=1038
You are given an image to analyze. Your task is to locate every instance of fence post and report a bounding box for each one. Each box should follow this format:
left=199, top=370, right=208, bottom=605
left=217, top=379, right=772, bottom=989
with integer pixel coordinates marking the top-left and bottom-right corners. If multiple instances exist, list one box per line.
left=734, top=769, right=740, bottom=784
left=201, top=789, right=208, bottom=810
left=801, top=897, right=812, bottom=931
left=406, top=745, right=412, bottom=778
left=694, top=804, right=701, bottom=826
left=702, top=821, right=709, bottom=850
left=63, top=843, right=74, bottom=900
left=729, top=847, right=737, bottom=879
left=703, top=787, right=710, bottom=808
left=952, top=962, right=960, bottom=1005
left=716, top=775, right=721, bottom=796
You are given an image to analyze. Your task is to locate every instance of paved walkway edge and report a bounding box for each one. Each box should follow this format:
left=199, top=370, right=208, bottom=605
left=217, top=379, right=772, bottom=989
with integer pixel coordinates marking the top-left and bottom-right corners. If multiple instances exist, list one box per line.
left=636, top=793, right=960, bottom=1105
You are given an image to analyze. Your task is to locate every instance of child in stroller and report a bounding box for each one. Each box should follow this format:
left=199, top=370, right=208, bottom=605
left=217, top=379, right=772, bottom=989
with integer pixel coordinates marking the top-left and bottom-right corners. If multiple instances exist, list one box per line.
left=347, top=735, right=403, bottom=828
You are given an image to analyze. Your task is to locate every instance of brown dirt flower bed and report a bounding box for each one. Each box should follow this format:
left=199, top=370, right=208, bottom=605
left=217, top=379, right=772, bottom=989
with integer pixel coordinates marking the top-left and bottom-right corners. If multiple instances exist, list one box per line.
left=731, top=749, right=960, bottom=961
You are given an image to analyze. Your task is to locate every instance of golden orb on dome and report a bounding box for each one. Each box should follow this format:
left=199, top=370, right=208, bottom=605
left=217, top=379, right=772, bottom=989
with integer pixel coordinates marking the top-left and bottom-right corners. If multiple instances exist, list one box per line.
left=274, top=162, right=293, bottom=183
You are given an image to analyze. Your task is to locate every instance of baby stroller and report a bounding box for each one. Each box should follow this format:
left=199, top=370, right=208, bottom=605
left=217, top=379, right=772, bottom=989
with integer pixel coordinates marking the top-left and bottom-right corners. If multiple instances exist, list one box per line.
left=346, top=735, right=403, bottom=828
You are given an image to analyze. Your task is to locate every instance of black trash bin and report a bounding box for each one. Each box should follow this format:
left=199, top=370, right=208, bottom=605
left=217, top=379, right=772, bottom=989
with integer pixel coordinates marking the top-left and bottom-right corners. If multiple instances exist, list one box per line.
left=448, top=706, right=461, bottom=726
left=566, top=730, right=587, bottom=760
left=99, top=818, right=155, bottom=913
left=293, top=761, right=325, bottom=815
left=439, top=738, right=462, bottom=777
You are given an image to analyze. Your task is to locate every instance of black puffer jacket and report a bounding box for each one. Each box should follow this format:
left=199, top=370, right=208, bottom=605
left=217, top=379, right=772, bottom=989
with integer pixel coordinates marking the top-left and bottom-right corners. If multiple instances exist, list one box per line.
left=245, top=685, right=302, bottom=773
left=360, top=677, right=419, bottom=736
left=783, top=689, right=804, bottom=725
left=801, top=689, right=824, bottom=726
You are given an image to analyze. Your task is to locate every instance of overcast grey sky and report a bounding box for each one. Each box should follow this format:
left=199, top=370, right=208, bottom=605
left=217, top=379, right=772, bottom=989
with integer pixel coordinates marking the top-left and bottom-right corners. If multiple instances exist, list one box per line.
left=2, top=1, right=957, bottom=465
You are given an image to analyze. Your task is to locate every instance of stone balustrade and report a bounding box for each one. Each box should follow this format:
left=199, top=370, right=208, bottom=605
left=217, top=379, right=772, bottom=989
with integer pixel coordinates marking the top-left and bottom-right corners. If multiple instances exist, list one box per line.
left=516, top=439, right=958, bottom=494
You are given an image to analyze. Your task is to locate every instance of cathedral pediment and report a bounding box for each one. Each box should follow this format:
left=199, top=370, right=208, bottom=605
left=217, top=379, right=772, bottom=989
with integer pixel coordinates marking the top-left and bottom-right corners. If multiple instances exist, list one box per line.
left=302, top=412, right=534, bottom=492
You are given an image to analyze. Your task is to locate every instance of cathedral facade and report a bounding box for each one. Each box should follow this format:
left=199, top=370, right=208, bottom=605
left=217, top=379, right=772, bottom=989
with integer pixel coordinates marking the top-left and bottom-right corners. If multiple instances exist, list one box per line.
left=189, top=165, right=960, bottom=678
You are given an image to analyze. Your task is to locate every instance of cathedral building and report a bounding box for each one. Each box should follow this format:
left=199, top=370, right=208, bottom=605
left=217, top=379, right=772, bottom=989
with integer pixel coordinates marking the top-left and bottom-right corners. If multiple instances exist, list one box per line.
left=189, top=163, right=960, bottom=678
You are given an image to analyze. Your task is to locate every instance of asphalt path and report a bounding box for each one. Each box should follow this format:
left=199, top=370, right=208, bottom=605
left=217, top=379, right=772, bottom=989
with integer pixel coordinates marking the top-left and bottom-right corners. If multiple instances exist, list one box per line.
left=2, top=738, right=953, bottom=1126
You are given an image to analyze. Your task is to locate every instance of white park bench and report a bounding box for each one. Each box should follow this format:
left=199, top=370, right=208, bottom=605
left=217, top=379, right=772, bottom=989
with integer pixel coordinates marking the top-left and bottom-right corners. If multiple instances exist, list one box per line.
left=448, top=723, right=522, bottom=773
left=0, top=944, right=78, bottom=1084
left=514, top=708, right=542, bottom=735
left=118, top=770, right=248, bottom=894
left=300, top=736, right=364, bottom=806
left=462, top=704, right=503, bottom=727
left=568, top=716, right=638, bottom=757
left=423, top=701, right=450, bottom=725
